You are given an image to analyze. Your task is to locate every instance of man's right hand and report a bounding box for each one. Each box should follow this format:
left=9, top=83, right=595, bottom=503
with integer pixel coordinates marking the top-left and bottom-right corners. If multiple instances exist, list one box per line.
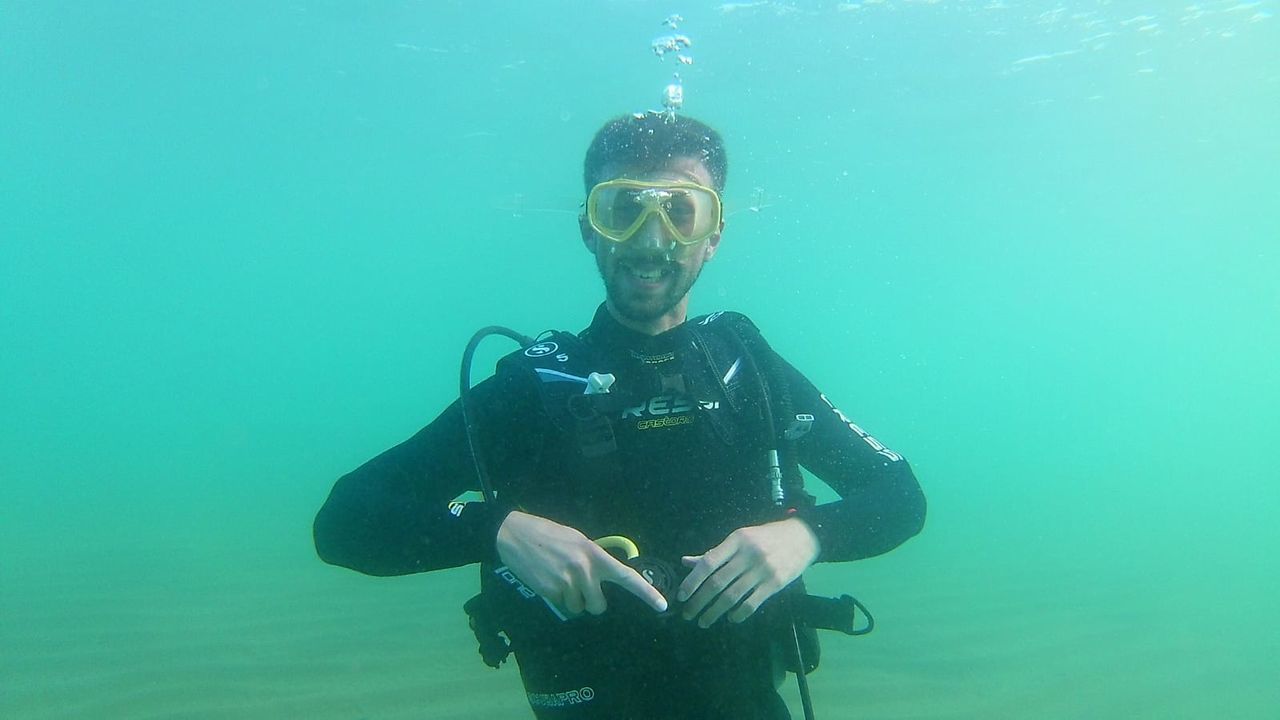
left=495, top=510, right=669, bottom=617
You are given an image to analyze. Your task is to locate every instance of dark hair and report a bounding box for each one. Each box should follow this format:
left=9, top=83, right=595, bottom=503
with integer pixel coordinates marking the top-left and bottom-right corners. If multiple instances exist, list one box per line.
left=582, top=114, right=728, bottom=193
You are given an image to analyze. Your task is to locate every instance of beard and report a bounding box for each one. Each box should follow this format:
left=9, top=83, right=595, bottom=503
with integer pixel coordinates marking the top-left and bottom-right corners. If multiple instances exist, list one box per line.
left=598, top=250, right=704, bottom=324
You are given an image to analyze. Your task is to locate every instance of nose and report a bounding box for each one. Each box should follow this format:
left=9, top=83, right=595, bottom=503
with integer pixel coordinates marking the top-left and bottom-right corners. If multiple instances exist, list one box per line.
left=630, top=214, right=676, bottom=252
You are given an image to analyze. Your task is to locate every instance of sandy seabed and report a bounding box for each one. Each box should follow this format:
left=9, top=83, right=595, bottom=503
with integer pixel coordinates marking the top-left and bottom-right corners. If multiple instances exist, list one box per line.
left=4, top=539, right=1276, bottom=720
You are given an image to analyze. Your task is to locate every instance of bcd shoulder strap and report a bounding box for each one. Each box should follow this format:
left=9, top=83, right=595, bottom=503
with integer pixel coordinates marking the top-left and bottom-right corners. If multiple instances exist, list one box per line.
left=688, top=311, right=812, bottom=510
left=497, top=331, right=608, bottom=435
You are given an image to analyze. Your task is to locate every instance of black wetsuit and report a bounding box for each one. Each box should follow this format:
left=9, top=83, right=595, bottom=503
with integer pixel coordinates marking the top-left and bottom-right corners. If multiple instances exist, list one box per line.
left=314, top=306, right=926, bottom=719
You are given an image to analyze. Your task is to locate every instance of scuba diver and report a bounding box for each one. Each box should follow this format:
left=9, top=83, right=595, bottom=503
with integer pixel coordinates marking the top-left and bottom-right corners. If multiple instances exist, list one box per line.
left=313, top=113, right=926, bottom=719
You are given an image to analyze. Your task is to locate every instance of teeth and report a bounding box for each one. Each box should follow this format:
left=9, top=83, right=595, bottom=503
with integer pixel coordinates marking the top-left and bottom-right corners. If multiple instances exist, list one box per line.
left=625, top=264, right=669, bottom=281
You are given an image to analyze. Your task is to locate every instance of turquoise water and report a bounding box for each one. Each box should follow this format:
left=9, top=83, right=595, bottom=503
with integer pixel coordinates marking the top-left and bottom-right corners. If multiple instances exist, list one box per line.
left=2, top=2, right=1277, bottom=718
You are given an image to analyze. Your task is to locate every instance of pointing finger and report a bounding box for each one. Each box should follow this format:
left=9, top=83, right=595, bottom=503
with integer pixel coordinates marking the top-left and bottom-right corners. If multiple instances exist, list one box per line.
left=596, top=550, right=668, bottom=613
left=604, top=563, right=669, bottom=613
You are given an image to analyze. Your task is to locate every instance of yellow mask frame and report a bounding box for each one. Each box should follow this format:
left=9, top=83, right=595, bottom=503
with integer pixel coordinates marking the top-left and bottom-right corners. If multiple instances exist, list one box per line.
left=586, top=179, right=723, bottom=246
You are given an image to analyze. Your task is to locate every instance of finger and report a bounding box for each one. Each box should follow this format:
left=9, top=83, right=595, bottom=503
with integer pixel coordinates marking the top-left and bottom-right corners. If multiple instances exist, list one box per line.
left=677, top=541, right=735, bottom=601
left=558, top=558, right=596, bottom=617
left=697, top=571, right=760, bottom=628
left=681, top=553, right=750, bottom=620
left=604, top=565, right=669, bottom=612
left=676, top=555, right=700, bottom=602
left=581, top=580, right=608, bottom=616
left=727, top=582, right=777, bottom=624
left=560, top=585, right=586, bottom=616
left=597, top=552, right=668, bottom=613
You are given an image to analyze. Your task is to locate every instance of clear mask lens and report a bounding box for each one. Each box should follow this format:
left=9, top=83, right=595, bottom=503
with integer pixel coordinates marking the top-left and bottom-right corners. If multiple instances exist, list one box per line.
left=588, top=180, right=721, bottom=245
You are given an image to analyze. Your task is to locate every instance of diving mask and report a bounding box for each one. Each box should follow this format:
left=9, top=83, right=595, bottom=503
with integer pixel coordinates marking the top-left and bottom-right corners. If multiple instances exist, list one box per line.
left=586, top=179, right=722, bottom=246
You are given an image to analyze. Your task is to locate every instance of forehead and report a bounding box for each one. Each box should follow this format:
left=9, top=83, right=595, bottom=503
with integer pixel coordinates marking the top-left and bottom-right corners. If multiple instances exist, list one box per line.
left=598, top=156, right=714, bottom=187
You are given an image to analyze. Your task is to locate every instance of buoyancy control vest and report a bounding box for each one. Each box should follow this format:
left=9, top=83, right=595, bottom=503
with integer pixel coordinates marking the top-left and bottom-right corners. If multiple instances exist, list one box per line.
left=489, top=310, right=814, bottom=541
left=462, top=311, right=872, bottom=691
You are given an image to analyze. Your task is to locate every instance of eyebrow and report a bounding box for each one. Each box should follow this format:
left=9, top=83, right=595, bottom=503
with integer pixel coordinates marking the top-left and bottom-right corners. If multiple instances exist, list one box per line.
left=614, top=169, right=705, bottom=184
left=602, top=159, right=708, bottom=181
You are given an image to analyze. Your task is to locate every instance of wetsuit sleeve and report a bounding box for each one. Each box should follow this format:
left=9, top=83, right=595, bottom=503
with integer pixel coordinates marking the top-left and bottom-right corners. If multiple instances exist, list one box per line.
left=764, top=349, right=926, bottom=562
left=312, top=368, right=539, bottom=576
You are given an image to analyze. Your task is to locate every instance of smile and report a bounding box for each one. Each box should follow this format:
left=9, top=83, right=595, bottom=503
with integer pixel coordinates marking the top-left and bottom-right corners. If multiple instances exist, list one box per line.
left=621, top=262, right=673, bottom=282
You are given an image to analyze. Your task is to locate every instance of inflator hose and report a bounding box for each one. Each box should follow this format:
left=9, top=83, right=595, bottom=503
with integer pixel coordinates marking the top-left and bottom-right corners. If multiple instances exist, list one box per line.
left=459, top=326, right=536, bottom=504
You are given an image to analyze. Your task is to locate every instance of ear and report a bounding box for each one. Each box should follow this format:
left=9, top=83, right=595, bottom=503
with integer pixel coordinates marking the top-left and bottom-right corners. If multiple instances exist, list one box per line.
left=579, top=213, right=597, bottom=253
left=704, top=219, right=725, bottom=261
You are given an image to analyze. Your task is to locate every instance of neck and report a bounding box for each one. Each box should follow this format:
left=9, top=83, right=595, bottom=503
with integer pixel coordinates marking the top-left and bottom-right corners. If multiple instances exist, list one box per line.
left=605, top=295, right=691, bottom=336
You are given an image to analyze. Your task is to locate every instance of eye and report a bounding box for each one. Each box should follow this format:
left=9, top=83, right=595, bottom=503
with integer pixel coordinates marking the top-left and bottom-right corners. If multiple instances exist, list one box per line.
left=605, top=190, right=645, bottom=228
left=665, top=193, right=697, bottom=232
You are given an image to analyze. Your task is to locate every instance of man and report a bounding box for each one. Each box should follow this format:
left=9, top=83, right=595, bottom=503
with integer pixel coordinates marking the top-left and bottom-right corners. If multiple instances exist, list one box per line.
left=314, top=114, right=926, bottom=719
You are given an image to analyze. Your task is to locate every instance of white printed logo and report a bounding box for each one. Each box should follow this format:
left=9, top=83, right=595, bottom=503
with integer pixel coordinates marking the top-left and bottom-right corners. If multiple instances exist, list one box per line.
left=528, top=687, right=596, bottom=707
left=621, top=394, right=694, bottom=419
left=525, top=341, right=559, bottom=358
left=819, top=393, right=902, bottom=462
left=494, top=565, right=538, bottom=599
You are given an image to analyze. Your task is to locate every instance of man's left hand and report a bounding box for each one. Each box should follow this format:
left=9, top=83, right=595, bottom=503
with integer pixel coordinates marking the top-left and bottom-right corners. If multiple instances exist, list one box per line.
left=676, top=517, right=821, bottom=628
